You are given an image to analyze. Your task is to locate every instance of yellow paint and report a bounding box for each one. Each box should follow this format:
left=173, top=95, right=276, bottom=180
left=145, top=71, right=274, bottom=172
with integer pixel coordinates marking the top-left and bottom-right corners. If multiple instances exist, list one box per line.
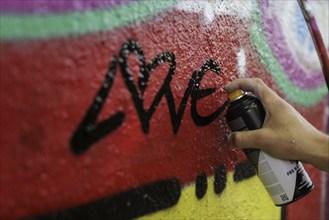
left=140, top=172, right=281, bottom=219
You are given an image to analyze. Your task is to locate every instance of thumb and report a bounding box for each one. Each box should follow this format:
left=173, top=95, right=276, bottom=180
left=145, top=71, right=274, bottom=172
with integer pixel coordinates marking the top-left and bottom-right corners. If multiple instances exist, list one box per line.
left=228, top=129, right=268, bottom=150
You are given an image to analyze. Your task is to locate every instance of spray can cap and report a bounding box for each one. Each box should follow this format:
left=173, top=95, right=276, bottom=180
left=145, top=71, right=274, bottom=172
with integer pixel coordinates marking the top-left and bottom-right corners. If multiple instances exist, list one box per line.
left=228, top=89, right=245, bottom=103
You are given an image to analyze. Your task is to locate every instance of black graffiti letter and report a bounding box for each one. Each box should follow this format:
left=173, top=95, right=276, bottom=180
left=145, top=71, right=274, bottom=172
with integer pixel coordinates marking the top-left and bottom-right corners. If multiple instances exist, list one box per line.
left=165, top=70, right=198, bottom=133
left=191, top=60, right=228, bottom=126
left=119, top=40, right=176, bottom=133
left=70, top=56, right=125, bottom=154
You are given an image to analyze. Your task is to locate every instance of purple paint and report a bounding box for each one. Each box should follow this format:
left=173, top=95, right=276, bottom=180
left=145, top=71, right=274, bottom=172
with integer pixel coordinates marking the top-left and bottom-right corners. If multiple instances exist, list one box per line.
left=0, top=0, right=134, bottom=14
left=260, top=1, right=325, bottom=89
left=310, top=19, right=320, bottom=32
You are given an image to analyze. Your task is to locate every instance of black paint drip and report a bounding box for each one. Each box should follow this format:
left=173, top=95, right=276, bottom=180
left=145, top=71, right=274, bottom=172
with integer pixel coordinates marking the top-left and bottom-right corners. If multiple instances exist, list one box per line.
left=30, top=178, right=181, bottom=220
left=233, top=160, right=256, bottom=182
left=195, top=172, right=207, bottom=199
left=70, top=39, right=227, bottom=154
left=214, top=165, right=227, bottom=195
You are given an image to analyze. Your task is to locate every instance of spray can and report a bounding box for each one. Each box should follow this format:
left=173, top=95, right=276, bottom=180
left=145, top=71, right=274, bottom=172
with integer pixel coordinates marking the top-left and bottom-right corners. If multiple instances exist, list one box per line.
left=225, top=89, right=314, bottom=206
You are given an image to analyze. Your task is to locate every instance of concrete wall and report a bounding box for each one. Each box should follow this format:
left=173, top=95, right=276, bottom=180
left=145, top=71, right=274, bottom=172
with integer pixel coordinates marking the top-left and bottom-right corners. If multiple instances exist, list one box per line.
left=0, top=0, right=328, bottom=219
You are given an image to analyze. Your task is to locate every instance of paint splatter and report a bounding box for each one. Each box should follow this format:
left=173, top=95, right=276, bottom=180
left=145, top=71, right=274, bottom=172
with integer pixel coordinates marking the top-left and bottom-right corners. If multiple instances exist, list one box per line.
left=214, top=165, right=227, bottom=195
left=175, top=0, right=253, bottom=25
left=195, top=172, right=208, bottom=199
left=237, top=47, right=246, bottom=76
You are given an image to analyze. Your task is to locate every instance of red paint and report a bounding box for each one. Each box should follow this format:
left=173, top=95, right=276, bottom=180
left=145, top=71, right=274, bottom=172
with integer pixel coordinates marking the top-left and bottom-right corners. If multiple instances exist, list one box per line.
left=0, top=10, right=325, bottom=219
left=286, top=165, right=322, bottom=220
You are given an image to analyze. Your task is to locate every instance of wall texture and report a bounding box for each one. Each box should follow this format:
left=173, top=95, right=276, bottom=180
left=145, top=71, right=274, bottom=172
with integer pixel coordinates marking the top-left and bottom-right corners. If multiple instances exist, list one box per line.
left=0, top=0, right=328, bottom=219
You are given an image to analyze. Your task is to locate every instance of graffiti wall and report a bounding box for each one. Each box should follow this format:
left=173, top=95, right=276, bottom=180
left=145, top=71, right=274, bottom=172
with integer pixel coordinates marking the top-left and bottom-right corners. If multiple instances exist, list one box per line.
left=0, top=0, right=328, bottom=219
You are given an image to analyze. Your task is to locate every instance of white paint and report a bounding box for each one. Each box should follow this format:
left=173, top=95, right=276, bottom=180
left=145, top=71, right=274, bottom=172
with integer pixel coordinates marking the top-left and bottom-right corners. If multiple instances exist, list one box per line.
left=270, top=0, right=329, bottom=74
left=203, top=2, right=215, bottom=25
left=237, top=47, right=246, bottom=76
left=175, top=0, right=253, bottom=25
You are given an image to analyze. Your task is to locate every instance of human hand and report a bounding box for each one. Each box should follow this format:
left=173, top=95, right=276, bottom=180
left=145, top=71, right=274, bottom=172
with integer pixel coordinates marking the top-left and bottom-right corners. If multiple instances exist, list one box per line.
left=224, top=78, right=329, bottom=172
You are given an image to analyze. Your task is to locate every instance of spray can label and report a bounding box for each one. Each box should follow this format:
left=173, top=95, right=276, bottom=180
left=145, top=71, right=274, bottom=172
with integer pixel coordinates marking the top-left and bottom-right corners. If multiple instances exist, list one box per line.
left=246, top=149, right=313, bottom=205
left=225, top=90, right=313, bottom=206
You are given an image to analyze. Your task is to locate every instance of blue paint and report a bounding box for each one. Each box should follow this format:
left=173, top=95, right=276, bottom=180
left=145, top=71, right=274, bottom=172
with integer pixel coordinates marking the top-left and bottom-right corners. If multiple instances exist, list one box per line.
left=295, top=6, right=315, bottom=52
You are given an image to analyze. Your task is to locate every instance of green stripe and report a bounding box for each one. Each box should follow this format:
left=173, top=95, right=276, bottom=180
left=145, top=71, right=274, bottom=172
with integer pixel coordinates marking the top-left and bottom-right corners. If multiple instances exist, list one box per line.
left=251, top=1, right=327, bottom=106
left=0, top=0, right=177, bottom=40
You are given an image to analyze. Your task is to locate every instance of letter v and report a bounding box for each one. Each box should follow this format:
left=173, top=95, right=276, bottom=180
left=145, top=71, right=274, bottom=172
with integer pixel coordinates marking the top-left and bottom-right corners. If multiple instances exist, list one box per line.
left=70, top=56, right=125, bottom=155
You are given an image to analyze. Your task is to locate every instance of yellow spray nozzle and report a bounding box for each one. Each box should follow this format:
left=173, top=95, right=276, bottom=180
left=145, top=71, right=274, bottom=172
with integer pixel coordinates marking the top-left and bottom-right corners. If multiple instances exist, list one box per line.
left=228, top=89, right=244, bottom=102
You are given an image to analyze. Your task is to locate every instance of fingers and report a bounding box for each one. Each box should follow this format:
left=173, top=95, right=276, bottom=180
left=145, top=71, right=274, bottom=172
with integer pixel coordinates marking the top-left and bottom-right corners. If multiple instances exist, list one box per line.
left=228, top=129, right=269, bottom=150
left=224, top=78, right=276, bottom=105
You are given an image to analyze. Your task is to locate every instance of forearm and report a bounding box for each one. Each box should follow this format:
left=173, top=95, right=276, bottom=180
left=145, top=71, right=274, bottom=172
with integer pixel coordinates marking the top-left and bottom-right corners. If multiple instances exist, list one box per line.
left=303, top=131, right=329, bottom=172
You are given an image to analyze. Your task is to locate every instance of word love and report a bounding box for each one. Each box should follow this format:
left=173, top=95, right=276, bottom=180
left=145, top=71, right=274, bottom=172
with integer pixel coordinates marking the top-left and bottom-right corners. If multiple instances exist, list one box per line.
left=71, top=40, right=228, bottom=154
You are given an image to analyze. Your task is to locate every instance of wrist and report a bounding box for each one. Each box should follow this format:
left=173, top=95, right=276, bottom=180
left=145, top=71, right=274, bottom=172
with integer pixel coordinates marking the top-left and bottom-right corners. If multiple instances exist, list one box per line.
left=305, top=131, right=329, bottom=172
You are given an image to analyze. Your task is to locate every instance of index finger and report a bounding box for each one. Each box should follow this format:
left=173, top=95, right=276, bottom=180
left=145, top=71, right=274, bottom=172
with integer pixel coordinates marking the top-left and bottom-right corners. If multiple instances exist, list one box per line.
left=224, top=78, right=276, bottom=104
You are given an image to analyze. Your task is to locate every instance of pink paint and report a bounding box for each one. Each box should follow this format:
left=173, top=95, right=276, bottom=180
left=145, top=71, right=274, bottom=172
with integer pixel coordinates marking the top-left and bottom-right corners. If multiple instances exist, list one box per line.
left=0, top=0, right=133, bottom=14
left=260, top=1, right=325, bottom=89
